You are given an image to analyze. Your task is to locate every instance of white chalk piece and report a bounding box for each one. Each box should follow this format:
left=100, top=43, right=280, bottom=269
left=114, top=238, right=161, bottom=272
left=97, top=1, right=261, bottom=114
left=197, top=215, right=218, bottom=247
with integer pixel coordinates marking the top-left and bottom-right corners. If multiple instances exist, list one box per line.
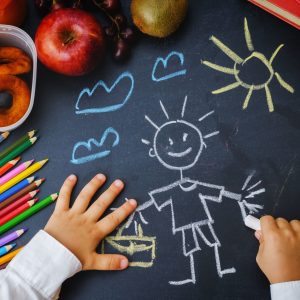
left=244, top=215, right=261, bottom=231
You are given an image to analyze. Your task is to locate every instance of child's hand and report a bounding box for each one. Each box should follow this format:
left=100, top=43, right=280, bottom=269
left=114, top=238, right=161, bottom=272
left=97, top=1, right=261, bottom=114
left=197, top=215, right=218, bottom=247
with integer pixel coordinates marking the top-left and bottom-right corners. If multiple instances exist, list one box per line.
left=44, top=174, right=137, bottom=271
left=255, top=216, right=300, bottom=284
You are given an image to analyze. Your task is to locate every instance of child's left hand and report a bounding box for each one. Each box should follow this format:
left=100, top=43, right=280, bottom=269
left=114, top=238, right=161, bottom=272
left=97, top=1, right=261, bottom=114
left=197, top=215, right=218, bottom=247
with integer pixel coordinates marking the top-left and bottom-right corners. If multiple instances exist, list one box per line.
left=44, top=174, right=137, bottom=271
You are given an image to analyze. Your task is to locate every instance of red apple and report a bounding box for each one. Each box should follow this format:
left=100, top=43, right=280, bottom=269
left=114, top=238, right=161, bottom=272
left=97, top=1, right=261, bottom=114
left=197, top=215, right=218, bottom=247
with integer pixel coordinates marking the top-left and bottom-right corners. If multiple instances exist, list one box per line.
left=35, top=8, right=105, bottom=76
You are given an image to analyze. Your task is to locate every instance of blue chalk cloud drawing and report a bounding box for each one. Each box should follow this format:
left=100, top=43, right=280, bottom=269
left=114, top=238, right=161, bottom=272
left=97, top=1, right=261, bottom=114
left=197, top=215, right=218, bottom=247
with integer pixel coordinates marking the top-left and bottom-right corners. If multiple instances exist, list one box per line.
left=152, top=51, right=187, bottom=82
left=71, top=127, right=120, bottom=165
left=75, top=71, right=134, bottom=114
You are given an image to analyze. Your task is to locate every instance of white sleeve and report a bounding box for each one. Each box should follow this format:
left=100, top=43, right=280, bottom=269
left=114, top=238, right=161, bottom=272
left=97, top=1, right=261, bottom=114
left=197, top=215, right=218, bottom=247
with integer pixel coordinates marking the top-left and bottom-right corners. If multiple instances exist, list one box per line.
left=0, top=230, right=82, bottom=300
left=271, top=281, right=300, bottom=300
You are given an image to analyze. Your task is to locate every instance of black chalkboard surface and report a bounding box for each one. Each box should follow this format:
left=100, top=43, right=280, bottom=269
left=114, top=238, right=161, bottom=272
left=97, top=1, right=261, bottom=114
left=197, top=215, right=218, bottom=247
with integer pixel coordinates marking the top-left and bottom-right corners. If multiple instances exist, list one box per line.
left=8, top=0, right=300, bottom=299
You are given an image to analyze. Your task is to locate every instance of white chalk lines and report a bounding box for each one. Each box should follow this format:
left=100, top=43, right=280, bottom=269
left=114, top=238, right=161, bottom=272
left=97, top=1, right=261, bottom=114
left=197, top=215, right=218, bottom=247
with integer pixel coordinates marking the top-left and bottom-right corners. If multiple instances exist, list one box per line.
left=138, top=96, right=265, bottom=285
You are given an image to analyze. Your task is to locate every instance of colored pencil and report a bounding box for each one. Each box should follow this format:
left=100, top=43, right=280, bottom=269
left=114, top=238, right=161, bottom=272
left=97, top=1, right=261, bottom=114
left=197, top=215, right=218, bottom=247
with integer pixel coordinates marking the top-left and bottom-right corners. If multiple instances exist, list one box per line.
left=0, top=191, right=39, bottom=218
left=0, top=176, right=35, bottom=204
left=0, top=160, right=34, bottom=186
left=0, top=132, right=10, bottom=144
left=0, top=200, right=37, bottom=226
left=0, top=244, right=16, bottom=257
left=0, top=229, right=27, bottom=247
left=0, top=178, right=44, bottom=209
left=0, top=247, right=23, bottom=265
left=0, top=137, right=37, bottom=168
left=0, top=193, right=58, bottom=235
left=0, top=159, right=48, bottom=194
left=0, top=262, right=8, bottom=270
left=0, top=130, right=36, bottom=161
left=0, top=157, right=21, bottom=177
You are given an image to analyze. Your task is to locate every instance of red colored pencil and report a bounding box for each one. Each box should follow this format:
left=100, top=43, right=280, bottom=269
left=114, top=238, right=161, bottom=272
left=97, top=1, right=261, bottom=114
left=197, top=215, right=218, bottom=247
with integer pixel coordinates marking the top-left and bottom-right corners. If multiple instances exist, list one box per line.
left=0, top=190, right=39, bottom=219
left=0, top=199, right=37, bottom=226
left=0, top=262, right=8, bottom=270
left=0, top=157, right=21, bottom=177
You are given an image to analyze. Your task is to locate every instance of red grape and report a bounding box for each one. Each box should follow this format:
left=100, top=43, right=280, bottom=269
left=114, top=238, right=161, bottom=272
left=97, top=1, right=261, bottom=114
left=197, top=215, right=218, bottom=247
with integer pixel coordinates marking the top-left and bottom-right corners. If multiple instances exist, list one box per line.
left=102, top=0, right=120, bottom=12
left=114, top=14, right=127, bottom=28
left=113, top=38, right=131, bottom=61
left=120, top=27, right=136, bottom=44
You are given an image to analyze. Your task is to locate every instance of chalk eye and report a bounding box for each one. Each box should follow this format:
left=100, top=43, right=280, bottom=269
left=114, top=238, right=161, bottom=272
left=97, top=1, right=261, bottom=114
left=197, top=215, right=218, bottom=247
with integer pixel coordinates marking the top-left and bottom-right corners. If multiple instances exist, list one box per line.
left=183, top=133, right=188, bottom=142
left=169, top=138, right=174, bottom=145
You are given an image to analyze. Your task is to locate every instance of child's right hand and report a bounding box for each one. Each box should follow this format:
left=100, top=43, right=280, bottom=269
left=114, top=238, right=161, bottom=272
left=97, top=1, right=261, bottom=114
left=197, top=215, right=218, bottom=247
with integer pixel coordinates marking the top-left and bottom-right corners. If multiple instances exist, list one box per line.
left=255, top=216, right=300, bottom=284
left=44, top=174, right=137, bottom=272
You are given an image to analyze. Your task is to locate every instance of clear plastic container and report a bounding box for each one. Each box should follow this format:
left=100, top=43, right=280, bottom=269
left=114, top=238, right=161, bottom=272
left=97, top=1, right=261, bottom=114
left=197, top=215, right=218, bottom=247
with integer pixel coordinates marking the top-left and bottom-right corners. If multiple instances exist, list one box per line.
left=0, top=24, right=37, bottom=132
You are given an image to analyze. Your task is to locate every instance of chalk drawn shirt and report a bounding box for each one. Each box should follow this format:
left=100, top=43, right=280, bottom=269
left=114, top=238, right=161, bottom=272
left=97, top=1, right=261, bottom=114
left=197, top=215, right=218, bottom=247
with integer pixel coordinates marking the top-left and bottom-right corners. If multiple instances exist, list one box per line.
left=148, top=178, right=224, bottom=231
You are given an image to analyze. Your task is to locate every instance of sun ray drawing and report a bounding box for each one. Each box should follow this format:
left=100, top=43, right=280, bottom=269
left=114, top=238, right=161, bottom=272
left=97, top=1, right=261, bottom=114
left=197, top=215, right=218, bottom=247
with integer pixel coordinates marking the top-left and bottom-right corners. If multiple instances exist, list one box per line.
left=202, top=17, right=295, bottom=112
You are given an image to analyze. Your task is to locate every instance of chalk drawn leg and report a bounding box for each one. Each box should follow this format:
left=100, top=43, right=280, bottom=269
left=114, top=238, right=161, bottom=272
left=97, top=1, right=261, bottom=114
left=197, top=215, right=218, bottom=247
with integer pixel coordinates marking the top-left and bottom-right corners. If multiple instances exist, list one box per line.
left=169, top=253, right=196, bottom=286
left=213, top=244, right=236, bottom=277
left=196, top=223, right=236, bottom=278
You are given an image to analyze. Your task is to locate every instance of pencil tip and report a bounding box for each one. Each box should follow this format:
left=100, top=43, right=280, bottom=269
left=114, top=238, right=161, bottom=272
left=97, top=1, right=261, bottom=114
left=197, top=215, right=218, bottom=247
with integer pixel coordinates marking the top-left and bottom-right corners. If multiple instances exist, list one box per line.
left=30, top=137, right=37, bottom=143
left=27, top=176, right=35, bottom=183
left=51, top=193, right=59, bottom=200
left=2, top=131, right=10, bottom=139
left=39, top=159, right=49, bottom=166
left=28, top=130, right=37, bottom=138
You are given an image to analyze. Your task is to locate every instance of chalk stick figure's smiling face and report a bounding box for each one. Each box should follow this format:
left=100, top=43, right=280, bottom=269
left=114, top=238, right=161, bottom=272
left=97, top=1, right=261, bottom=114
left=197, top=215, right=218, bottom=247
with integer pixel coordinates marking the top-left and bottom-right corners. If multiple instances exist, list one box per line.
left=153, top=120, right=204, bottom=170
left=142, top=96, right=220, bottom=172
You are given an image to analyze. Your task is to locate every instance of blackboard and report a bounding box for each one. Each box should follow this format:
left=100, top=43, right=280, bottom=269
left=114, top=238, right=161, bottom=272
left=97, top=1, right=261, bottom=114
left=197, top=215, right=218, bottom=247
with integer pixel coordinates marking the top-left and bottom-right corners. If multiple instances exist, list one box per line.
left=10, top=0, right=300, bottom=299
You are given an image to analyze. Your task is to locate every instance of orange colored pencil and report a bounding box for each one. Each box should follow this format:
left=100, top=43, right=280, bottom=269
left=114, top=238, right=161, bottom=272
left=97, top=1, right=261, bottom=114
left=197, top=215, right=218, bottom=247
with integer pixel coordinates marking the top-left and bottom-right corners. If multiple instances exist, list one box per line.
left=0, top=199, right=37, bottom=226
left=0, top=157, right=21, bottom=177
left=0, top=190, right=39, bottom=219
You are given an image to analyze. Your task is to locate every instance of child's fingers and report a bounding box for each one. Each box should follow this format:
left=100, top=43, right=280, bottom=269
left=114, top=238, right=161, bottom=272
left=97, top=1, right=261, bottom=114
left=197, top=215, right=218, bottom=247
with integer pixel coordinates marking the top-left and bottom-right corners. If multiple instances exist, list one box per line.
left=290, top=220, right=300, bottom=233
left=260, top=215, right=277, bottom=235
left=97, top=199, right=137, bottom=236
left=71, top=174, right=106, bottom=214
left=85, top=179, right=125, bottom=221
left=276, top=218, right=290, bottom=230
left=55, top=174, right=77, bottom=212
left=87, top=253, right=129, bottom=271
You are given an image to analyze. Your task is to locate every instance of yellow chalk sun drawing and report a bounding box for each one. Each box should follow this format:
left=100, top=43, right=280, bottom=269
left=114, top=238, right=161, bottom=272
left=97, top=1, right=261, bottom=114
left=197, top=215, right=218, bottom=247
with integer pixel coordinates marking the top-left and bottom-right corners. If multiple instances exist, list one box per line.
left=202, top=18, right=295, bottom=112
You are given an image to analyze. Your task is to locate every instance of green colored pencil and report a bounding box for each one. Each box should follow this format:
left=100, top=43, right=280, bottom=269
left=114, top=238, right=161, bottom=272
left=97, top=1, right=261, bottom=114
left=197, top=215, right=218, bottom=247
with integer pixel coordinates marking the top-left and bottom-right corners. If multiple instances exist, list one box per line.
left=0, top=137, right=37, bottom=168
left=0, top=193, right=58, bottom=235
left=0, top=130, right=36, bottom=161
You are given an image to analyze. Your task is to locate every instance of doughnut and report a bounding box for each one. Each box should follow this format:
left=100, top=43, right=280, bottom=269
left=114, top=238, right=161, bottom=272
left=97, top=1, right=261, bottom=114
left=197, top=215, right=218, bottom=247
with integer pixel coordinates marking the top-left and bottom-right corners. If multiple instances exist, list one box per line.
left=0, top=47, right=32, bottom=75
left=0, top=75, right=30, bottom=127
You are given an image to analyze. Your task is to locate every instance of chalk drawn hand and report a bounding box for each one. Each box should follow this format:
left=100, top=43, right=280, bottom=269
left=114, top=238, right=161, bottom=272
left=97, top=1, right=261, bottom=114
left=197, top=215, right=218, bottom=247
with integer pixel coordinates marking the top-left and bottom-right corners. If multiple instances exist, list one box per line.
left=152, top=51, right=187, bottom=82
left=75, top=71, right=134, bottom=114
left=70, top=127, right=120, bottom=165
left=237, top=172, right=265, bottom=219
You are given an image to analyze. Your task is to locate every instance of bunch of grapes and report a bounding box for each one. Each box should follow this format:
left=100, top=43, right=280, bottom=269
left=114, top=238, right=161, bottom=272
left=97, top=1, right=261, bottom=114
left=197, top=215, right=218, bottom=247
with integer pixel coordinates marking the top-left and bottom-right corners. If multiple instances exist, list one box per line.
left=35, top=0, right=136, bottom=62
left=34, top=0, right=83, bottom=15
left=92, top=0, right=136, bottom=61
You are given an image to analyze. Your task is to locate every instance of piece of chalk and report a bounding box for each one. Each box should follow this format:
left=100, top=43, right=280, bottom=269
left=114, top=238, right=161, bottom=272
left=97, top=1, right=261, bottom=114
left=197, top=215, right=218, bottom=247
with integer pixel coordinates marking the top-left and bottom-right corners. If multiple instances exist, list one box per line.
left=244, top=215, right=261, bottom=231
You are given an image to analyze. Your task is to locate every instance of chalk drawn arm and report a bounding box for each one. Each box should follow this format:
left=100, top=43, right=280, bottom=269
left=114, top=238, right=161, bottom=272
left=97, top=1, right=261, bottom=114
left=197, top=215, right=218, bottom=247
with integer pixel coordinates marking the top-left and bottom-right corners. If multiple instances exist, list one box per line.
left=221, top=189, right=264, bottom=220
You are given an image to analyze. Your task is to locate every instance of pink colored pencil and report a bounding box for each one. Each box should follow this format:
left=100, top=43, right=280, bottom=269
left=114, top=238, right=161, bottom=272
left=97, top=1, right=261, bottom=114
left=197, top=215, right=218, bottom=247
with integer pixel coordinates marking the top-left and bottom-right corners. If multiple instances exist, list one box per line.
left=0, top=160, right=34, bottom=186
left=0, top=190, right=39, bottom=219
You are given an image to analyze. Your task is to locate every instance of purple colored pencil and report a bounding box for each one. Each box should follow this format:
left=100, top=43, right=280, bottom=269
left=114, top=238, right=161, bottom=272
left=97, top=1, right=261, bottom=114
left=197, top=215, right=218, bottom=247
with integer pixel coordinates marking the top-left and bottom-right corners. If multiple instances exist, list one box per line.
left=0, top=228, right=27, bottom=247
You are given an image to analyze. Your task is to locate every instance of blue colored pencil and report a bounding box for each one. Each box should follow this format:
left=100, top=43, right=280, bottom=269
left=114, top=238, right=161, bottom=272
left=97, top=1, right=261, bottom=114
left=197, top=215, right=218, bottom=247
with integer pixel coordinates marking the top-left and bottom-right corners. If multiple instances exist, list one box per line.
left=0, top=243, right=16, bottom=257
left=0, top=177, right=35, bottom=204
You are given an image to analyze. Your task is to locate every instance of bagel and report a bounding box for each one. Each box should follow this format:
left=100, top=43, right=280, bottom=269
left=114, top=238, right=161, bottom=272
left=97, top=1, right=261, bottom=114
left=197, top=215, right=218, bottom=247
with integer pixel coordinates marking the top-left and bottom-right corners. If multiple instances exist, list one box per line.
left=0, top=47, right=32, bottom=75
left=0, top=74, right=30, bottom=127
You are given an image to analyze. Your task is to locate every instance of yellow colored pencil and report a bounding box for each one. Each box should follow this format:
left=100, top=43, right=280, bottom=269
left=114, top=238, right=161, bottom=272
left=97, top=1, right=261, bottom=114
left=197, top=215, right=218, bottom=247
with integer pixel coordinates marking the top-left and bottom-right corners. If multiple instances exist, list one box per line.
left=0, top=159, right=48, bottom=194
left=0, top=246, right=23, bottom=265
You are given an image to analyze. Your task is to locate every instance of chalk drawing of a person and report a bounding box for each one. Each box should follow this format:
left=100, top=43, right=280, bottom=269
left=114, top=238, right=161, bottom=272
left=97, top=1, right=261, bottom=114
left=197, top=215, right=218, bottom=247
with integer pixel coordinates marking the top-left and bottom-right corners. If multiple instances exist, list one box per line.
left=138, top=96, right=264, bottom=285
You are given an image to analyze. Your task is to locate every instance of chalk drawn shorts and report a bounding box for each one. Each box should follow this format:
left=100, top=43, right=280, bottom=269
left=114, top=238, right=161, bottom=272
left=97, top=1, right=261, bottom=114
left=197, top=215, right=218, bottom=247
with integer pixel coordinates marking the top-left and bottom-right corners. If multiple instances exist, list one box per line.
left=181, top=222, right=221, bottom=256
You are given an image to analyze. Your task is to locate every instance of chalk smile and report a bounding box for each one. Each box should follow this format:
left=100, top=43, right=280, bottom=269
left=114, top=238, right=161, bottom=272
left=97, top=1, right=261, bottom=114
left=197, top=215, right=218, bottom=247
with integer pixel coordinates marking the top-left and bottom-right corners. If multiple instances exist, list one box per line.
left=167, top=147, right=192, bottom=158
